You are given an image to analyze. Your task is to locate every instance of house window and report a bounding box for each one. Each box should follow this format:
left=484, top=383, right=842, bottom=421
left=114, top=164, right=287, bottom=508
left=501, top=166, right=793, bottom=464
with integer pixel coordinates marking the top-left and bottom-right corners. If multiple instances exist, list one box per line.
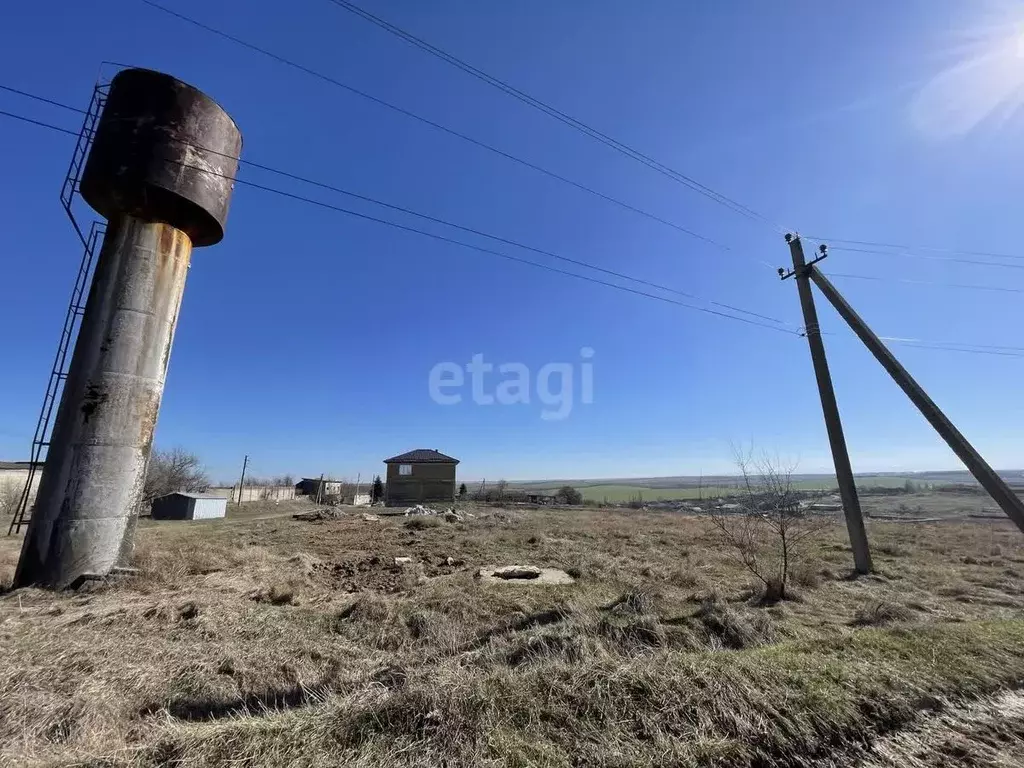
left=399, top=464, right=413, bottom=476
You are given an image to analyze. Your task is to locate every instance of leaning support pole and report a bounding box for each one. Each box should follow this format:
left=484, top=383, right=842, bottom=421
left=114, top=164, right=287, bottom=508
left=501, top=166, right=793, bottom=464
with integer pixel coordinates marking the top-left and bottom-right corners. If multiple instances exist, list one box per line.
left=15, top=68, right=242, bottom=589
left=786, top=234, right=873, bottom=574
left=808, top=265, right=1024, bottom=533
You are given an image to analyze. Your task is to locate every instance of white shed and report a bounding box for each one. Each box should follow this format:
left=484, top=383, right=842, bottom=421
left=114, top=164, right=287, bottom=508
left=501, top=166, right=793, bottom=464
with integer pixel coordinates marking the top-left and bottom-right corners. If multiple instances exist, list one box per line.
left=151, top=492, right=227, bottom=521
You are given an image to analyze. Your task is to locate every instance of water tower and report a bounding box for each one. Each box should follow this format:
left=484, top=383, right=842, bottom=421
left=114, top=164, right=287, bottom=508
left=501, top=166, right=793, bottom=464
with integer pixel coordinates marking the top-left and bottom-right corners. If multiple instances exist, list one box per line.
left=14, top=68, right=243, bottom=588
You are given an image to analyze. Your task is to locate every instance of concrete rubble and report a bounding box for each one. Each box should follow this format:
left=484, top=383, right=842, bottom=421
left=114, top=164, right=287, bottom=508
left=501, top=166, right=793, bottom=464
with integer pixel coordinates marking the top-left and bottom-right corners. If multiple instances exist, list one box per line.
left=493, top=565, right=542, bottom=579
left=362, top=505, right=472, bottom=521
left=477, top=565, right=575, bottom=585
left=405, top=505, right=438, bottom=516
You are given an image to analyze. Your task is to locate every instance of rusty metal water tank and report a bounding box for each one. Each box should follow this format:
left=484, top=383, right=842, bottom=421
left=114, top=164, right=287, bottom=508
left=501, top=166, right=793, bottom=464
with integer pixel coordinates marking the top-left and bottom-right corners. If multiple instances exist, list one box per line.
left=80, top=68, right=242, bottom=246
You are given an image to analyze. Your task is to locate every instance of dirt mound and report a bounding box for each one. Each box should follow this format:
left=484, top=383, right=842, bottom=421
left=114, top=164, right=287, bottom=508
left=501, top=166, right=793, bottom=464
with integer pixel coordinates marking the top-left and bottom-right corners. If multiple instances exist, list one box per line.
left=307, top=556, right=416, bottom=593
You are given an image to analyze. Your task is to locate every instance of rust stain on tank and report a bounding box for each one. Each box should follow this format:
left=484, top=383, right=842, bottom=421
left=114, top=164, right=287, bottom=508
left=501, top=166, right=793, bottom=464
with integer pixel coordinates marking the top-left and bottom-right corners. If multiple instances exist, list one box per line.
left=138, top=389, right=162, bottom=447
left=156, top=225, right=192, bottom=376
left=157, top=222, right=176, bottom=255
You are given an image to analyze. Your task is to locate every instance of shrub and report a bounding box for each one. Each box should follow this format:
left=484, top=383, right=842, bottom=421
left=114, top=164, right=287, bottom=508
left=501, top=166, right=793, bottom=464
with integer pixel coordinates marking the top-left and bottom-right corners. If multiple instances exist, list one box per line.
left=875, top=542, right=910, bottom=557
left=0, top=479, right=22, bottom=518
left=405, top=516, right=442, bottom=531
left=706, top=448, right=827, bottom=601
left=606, top=588, right=659, bottom=616
left=507, top=633, right=583, bottom=667
left=598, top=615, right=666, bottom=651
left=691, top=594, right=776, bottom=649
left=788, top=561, right=822, bottom=589
left=555, top=486, right=583, bottom=505
left=851, top=601, right=913, bottom=626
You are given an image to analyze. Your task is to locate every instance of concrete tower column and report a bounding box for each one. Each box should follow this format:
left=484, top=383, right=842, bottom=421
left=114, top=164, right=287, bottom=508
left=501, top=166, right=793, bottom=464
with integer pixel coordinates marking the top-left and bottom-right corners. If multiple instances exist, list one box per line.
left=16, top=69, right=242, bottom=588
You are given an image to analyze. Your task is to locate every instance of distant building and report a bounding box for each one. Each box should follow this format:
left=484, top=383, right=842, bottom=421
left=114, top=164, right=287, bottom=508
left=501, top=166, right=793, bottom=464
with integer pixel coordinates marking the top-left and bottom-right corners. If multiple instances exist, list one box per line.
left=383, top=449, right=459, bottom=506
left=151, top=492, right=227, bottom=521
left=296, top=478, right=344, bottom=499
left=525, top=492, right=556, bottom=505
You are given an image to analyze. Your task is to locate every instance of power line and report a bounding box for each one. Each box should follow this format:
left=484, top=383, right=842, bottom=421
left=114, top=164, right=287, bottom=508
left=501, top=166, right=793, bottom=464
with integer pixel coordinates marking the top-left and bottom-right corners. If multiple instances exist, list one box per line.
left=825, top=271, right=1024, bottom=295
left=0, top=84, right=84, bottom=114
left=9, top=101, right=1019, bottom=356
left=137, top=0, right=726, bottom=249
left=0, top=84, right=89, bottom=115
left=228, top=156, right=783, bottom=322
left=6, top=108, right=1021, bottom=359
left=879, top=338, right=1024, bottom=358
left=880, top=337, right=1024, bottom=353
left=0, top=83, right=786, bottom=325
left=322, top=0, right=782, bottom=232
left=0, top=106, right=796, bottom=336
left=827, top=245, right=1024, bottom=271
left=0, top=108, right=78, bottom=136
left=809, top=321, right=1024, bottom=357
left=220, top=169, right=799, bottom=334
left=808, top=235, right=1024, bottom=262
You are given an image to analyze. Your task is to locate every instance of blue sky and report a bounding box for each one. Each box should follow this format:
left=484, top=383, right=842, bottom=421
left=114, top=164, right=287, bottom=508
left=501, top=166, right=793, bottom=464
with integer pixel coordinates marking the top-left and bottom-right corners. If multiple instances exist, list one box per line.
left=2, top=0, right=1024, bottom=483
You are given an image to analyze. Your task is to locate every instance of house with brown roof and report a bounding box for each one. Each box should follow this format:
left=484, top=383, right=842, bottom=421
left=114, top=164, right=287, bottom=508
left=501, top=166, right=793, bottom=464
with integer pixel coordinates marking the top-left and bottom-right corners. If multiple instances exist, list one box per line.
left=383, top=449, right=459, bottom=507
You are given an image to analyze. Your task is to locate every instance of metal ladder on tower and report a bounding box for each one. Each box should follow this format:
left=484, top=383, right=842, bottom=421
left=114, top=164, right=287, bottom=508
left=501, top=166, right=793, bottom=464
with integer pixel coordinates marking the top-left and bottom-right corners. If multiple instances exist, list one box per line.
left=8, top=223, right=105, bottom=534
left=8, top=85, right=107, bottom=535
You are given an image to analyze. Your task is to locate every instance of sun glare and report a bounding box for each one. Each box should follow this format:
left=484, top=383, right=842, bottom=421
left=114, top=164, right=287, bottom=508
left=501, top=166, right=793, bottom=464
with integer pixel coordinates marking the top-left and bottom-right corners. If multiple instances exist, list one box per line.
left=911, top=13, right=1024, bottom=138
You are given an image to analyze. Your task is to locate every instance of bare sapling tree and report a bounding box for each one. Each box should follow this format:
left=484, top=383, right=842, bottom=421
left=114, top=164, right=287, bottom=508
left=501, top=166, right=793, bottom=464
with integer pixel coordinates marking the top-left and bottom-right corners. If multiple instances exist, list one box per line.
left=0, top=480, right=22, bottom=521
left=706, top=448, right=827, bottom=602
left=143, top=448, right=210, bottom=504
left=494, top=479, right=508, bottom=501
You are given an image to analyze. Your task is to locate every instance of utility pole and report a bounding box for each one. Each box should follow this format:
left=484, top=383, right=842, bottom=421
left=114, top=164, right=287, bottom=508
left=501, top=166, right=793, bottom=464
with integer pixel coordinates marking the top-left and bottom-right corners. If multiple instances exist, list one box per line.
left=784, top=234, right=873, bottom=574
left=236, top=455, right=249, bottom=506
left=316, top=472, right=325, bottom=505
left=807, top=263, right=1024, bottom=533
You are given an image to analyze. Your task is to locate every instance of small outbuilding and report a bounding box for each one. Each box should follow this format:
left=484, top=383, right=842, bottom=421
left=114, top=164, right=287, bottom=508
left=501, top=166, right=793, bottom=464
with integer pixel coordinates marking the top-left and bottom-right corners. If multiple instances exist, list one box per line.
left=295, top=477, right=344, bottom=499
left=151, top=492, right=227, bottom=521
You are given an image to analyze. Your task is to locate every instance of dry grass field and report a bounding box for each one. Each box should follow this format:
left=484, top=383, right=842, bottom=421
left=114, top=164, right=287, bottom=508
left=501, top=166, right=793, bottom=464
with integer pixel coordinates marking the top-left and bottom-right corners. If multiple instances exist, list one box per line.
left=2, top=494, right=1024, bottom=767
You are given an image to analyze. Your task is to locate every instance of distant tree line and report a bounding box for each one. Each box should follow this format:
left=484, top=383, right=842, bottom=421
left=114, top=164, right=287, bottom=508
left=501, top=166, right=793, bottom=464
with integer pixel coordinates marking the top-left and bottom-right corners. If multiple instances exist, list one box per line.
left=464, top=480, right=584, bottom=506
left=243, top=475, right=296, bottom=487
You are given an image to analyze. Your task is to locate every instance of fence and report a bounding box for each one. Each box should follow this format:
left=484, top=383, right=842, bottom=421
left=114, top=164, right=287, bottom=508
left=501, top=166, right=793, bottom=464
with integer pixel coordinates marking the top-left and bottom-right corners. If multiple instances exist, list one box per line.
left=207, top=485, right=298, bottom=504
